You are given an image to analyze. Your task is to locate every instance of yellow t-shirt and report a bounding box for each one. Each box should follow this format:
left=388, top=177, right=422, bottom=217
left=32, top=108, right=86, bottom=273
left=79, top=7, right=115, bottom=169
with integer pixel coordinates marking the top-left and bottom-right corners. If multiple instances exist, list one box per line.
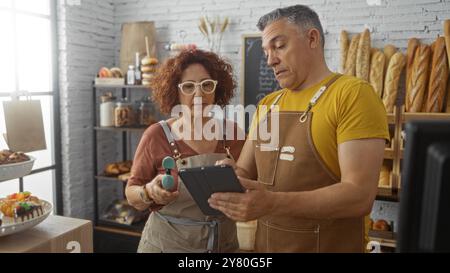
left=251, top=73, right=390, bottom=251
left=252, top=73, right=389, bottom=178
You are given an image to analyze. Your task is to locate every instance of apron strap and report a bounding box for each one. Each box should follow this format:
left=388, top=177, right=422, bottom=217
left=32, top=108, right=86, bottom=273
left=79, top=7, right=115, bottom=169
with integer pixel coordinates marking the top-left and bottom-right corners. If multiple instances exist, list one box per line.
left=299, top=73, right=343, bottom=123
left=154, top=211, right=219, bottom=253
left=222, top=108, right=232, bottom=159
left=159, top=120, right=182, bottom=160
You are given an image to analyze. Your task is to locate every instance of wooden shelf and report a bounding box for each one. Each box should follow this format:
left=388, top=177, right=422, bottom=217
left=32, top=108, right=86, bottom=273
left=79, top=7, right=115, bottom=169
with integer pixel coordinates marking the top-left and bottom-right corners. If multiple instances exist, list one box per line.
left=368, top=230, right=397, bottom=249
left=386, top=112, right=396, bottom=124
left=376, top=187, right=399, bottom=202
left=400, top=106, right=450, bottom=123
left=94, top=126, right=147, bottom=132
left=384, top=147, right=395, bottom=159
left=95, top=175, right=127, bottom=183
left=94, top=84, right=150, bottom=89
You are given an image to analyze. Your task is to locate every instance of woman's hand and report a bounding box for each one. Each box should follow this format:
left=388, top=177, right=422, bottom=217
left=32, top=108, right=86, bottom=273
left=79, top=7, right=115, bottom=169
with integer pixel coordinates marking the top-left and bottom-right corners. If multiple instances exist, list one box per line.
left=145, top=174, right=179, bottom=205
left=215, top=158, right=237, bottom=170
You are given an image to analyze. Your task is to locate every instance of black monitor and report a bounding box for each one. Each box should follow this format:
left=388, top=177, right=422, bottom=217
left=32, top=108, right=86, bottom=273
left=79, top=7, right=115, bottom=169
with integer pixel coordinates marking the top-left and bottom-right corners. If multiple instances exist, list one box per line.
left=397, top=120, right=450, bottom=253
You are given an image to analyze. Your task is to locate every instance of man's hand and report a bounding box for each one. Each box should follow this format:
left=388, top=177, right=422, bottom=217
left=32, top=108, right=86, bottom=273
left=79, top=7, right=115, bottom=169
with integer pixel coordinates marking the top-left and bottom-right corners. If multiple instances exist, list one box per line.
left=208, top=176, right=275, bottom=221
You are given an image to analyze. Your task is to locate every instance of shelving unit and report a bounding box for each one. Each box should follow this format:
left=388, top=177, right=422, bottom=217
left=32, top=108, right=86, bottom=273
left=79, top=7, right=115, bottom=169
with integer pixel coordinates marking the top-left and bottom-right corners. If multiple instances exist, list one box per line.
left=371, top=102, right=450, bottom=251
left=92, top=83, right=154, bottom=252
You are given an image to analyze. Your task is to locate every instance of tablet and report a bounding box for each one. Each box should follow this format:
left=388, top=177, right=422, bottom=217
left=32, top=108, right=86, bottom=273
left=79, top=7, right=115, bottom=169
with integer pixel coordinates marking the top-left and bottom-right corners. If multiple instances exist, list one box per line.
left=178, top=165, right=245, bottom=216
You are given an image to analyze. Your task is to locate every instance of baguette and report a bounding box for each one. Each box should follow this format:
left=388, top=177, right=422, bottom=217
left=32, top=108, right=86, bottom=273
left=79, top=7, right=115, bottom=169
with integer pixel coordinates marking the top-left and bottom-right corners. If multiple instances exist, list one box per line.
left=406, top=44, right=431, bottom=112
left=383, top=44, right=398, bottom=78
left=344, top=33, right=361, bottom=76
left=340, top=30, right=349, bottom=73
left=444, top=20, right=450, bottom=70
left=406, top=38, right=420, bottom=99
left=422, top=40, right=436, bottom=112
left=426, top=37, right=449, bottom=112
left=383, top=52, right=406, bottom=113
left=369, top=50, right=386, bottom=98
left=356, top=29, right=371, bottom=81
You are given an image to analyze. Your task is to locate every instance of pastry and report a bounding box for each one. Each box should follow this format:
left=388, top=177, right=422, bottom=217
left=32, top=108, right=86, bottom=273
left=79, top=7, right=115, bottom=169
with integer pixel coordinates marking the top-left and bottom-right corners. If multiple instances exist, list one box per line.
left=0, top=192, right=43, bottom=222
left=369, top=50, right=386, bottom=98
left=0, top=150, right=30, bottom=165
left=372, top=219, right=391, bottom=231
left=426, top=37, right=449, bottom=112
left=344, top=33, right=361, bottom=76
left=340, top=30, right=349, bottom=73
left=98, top=67, right=112, bottom=78
left=141, top=57, right=159, bottom=66
left=378, top=165, right=390, bottom=187
left=356, top=29, right=371, bottom=81
left=406, top=44, right=431, bottom=112
left=383, top=52, right=406, bottom=113
left=110, top=67, right=123, bottom=78
left=104, top=163, right=120, bottom=176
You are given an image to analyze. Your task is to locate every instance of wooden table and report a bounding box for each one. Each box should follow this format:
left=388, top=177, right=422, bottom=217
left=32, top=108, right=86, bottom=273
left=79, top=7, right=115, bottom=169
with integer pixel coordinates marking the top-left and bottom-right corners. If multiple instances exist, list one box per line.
left=0, top=215, right=93, bottom=253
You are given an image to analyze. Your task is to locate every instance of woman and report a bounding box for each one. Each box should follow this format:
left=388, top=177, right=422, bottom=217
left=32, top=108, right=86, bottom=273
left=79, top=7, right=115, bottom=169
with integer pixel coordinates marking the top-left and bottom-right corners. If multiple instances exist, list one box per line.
left=126, top=49, right=245, bottom=253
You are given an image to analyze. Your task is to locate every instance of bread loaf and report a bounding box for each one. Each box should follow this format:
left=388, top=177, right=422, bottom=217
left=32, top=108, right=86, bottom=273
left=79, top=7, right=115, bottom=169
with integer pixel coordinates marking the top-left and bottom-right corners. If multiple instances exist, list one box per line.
left=406, top=44, right=431, bottom=112
left=422, top=40, right=436, bottom=112
left=444, top=20, right=450, bottom=71
left=406, top=38, right=420, bottom=98
left=378, top=165, right=390, bottom=187
left=356, top=29, right=371, bottom=81
left=340, top=30, right=349, bottom=73
left=383, top=52, right=406, bottom=113
left=344, top=33, right=361, bottom=76
left=369, top=50, right=386, bottom=98
left=383, top=44, right=398, bottom=77
left=426, top=37, right=449, bottom=112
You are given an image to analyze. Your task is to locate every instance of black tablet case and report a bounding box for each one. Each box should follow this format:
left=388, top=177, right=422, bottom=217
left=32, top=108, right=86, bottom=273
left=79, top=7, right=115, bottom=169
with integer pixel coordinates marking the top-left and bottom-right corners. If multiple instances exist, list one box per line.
left=178, top=165, right=245, bottom=216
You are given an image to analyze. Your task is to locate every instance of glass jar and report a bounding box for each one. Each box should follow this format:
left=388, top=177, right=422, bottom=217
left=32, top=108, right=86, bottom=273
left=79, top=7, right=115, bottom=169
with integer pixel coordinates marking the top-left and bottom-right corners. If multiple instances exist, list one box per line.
left=139, top=99, right=156, bottom=126
left=114, top=99, right=134, bottom=127
left=99, top=92, right=116, bottom=127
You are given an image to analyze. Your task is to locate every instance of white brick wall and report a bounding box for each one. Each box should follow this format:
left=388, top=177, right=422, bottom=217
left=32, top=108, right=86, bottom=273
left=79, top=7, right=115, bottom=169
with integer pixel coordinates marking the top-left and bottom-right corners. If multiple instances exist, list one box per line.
left=58, top=0, right=118, bottom=219
left=60, top=0, right=450, bottom=219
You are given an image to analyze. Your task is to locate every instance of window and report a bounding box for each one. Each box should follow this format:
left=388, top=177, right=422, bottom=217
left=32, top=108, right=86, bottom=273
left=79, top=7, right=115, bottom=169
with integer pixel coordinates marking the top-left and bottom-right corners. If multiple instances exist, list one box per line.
left=0, top=0, right=61, bottom=213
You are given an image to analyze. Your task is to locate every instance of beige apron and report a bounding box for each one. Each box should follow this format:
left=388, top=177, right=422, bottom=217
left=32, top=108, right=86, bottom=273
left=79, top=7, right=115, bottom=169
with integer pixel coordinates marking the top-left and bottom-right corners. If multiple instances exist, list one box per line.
left=138, top=120, right=239, bottom=253
left=254, top=74, right=364, bottom=253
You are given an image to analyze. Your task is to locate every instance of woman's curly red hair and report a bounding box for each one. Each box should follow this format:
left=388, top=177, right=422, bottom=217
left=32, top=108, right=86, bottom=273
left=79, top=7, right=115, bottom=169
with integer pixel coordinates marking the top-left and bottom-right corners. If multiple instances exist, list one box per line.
left=151, top=49, right=236, bottom=115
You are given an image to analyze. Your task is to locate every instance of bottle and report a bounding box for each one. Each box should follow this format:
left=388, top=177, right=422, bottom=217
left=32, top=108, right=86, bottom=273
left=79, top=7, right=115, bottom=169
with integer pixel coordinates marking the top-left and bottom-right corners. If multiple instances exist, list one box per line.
left=134, top=52, right=142, bottom=85
left=99, top=92, right=116, bottom=127
left=127, top=65, right=135, bottom=85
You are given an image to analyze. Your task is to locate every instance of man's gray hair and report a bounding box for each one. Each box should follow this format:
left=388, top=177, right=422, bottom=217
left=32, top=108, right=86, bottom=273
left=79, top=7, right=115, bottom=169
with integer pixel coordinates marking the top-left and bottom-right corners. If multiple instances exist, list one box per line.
left=257, top=5, right=325, bottom=48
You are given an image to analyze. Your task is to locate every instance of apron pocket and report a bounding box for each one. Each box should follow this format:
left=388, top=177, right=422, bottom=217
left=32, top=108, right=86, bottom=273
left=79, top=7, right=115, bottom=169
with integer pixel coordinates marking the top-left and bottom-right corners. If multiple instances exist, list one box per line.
left=265, top=221, right=319, bottom=253
left=255, top=144, right=280, bottom=186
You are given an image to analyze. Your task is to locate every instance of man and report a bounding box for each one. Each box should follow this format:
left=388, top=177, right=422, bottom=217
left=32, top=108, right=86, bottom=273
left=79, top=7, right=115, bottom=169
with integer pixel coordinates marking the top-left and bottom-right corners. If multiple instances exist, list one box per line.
left=208, top=5, right=389, bottom=252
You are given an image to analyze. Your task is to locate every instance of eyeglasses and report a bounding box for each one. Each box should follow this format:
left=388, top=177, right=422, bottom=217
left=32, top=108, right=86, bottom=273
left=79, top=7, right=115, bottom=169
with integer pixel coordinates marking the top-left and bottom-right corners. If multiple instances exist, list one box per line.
left=178, top=79, right=218, bottom=95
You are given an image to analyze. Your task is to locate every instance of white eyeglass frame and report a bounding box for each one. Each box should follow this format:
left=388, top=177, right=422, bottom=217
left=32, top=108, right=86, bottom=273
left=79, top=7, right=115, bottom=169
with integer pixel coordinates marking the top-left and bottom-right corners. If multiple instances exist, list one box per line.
left=178, top=79, right=218, bottom=95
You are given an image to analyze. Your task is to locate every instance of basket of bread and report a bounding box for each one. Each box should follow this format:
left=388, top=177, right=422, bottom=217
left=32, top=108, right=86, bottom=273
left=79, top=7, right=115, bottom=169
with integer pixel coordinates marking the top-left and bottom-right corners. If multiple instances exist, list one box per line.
left=0, top=192, right=52, bottom=237
left=0, top=150, right=35, bottom=182
left=95, top=67, right=125, bottom=86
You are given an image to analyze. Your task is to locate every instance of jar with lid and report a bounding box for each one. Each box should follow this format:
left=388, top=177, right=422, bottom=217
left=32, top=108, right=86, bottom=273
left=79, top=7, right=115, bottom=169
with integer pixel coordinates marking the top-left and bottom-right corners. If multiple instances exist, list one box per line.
left=99, top=92, right=116, bottom=127
left=114, top=98, right=134, bottom=127
left=139, top=97, right=156, bottom=126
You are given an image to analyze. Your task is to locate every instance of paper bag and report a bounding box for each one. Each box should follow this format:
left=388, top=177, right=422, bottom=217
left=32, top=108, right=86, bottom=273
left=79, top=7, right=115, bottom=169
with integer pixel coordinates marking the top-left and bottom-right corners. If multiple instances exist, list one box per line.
left=3, top=100, right=46, bottom=152
left=119, top=21, right=157, bottom=73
